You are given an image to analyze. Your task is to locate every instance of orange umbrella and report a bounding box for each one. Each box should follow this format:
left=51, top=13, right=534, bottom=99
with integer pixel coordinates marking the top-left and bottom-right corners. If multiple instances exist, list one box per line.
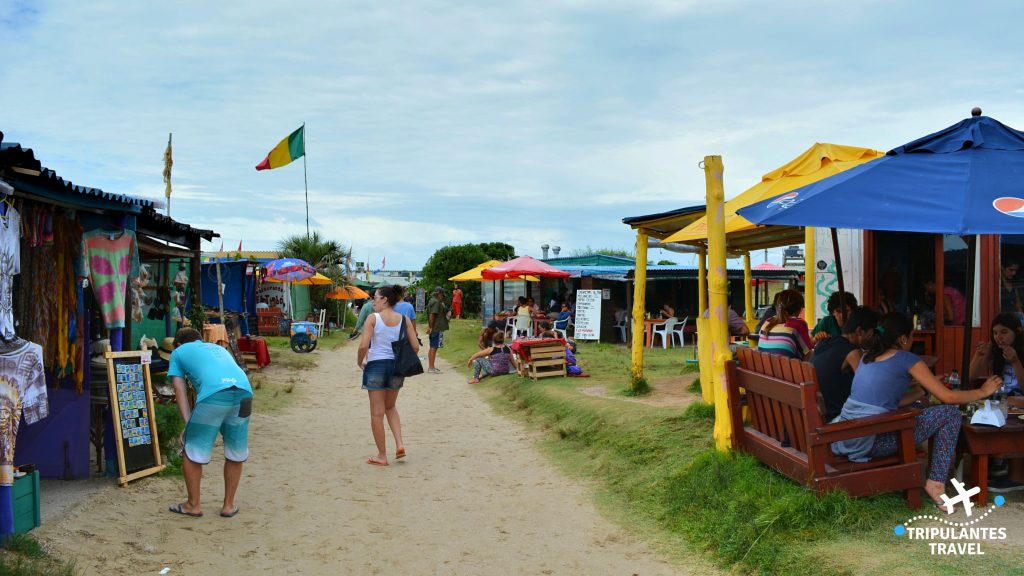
left=326, top=285, right=371, bottom=300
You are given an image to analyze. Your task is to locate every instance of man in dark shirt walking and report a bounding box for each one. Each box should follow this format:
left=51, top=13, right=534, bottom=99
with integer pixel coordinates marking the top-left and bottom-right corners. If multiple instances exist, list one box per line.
left=426, top=286, right=450, bottom=374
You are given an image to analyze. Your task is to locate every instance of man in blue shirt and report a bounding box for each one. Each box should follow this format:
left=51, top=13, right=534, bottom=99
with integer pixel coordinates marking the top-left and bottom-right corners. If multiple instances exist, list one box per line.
left=393, top=286, right=420, bottom=342
left=167, top=328, right=253, bottom=519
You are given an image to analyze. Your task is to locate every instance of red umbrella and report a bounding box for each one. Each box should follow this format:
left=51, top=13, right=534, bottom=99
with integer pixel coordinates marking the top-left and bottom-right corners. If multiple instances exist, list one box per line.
left=481, top=256, right=570, bottom=280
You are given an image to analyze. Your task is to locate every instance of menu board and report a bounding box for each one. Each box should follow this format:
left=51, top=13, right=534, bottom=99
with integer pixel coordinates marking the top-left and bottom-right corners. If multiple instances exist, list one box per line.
left=105, top=348, right=165, bottom=486
left=574, top=289, right=602, bottom=340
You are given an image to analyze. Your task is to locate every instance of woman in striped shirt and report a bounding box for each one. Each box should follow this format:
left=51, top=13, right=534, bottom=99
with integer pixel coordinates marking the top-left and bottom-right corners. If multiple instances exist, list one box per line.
left=757, top=289, right=813, bottom=360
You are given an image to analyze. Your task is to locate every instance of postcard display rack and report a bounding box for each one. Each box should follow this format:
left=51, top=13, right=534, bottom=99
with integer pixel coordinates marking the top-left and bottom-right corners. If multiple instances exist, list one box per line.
left=103, top=346, right=165, bottom=485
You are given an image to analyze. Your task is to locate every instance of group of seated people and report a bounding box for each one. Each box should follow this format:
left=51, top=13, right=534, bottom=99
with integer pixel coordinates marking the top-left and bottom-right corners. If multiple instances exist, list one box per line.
left=481, top=296, right=574, bottom=340
left=468, top=321, right=581, bottom=384
left=753, top=288, right=1021, bottom=503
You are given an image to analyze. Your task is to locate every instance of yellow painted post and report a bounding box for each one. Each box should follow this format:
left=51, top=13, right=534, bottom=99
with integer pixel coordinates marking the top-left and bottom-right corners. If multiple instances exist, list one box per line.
left=630, top=232, right=649, bottom=388
left=696, top=249, right=712, bottom=401
left=697, top=247, right=713, bottom=404
left=705, top=156, right=732, bottom=452
left=743, top=252, right=754, bottom=329
left=804, top=227, right=816, bottom=326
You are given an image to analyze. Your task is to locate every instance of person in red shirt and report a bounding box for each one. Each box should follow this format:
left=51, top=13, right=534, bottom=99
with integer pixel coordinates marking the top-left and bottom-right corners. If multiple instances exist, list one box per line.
left=451, top=284, right=464, bottom=319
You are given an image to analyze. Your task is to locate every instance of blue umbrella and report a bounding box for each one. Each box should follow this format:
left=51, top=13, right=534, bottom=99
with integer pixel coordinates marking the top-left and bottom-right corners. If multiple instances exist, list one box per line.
left=738, top=112, right=1024, bottom=234
left=739, top=109, right=1024, bottom=376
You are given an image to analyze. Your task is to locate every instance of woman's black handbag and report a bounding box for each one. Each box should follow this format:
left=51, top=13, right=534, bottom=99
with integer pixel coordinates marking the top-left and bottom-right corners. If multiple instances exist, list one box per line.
left=392, top=318, right=424, bottom=377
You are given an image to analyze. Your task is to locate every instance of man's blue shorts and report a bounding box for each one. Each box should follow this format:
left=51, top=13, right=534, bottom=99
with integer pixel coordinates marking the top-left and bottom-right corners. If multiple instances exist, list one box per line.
left=429, top=331, right=444, bottom=349
left=362, top=359, right=404, bottom=391
left=183, top=388, right=251, bottom=464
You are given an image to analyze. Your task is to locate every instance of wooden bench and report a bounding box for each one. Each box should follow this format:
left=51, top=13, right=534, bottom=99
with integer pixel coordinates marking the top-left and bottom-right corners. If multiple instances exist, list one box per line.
left=728, top=348, right=924, bottom=509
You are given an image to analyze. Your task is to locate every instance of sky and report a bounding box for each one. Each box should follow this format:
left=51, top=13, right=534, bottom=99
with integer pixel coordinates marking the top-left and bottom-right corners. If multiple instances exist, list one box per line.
left=3, top=1, right=1024, bottom=270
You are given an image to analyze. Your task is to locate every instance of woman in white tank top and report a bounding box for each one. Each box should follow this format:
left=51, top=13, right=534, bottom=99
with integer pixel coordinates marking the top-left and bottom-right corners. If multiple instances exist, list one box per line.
left=357, top=285, right=419, bottom=466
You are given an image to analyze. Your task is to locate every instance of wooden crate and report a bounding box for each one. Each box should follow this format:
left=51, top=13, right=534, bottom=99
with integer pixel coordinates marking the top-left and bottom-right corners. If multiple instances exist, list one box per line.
left=524, top=343, right=567, bottom=380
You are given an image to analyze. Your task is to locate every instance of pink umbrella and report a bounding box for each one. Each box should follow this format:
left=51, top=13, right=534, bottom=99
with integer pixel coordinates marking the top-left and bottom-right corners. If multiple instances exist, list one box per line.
left=481, top=256, right=570, bottom=280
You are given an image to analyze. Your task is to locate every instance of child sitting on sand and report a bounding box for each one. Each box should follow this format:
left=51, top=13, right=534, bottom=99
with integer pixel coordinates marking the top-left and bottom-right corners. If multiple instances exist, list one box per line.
left=467, top=332, right=514, bottom=384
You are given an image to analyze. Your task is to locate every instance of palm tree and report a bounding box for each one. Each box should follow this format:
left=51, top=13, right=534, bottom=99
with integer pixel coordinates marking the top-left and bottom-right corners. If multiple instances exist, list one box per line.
left=278, top=232, right=352, bottom=320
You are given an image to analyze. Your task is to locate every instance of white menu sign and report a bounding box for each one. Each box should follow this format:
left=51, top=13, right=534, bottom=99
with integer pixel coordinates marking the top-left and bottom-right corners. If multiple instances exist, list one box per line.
left=574, top=290, right=602, bottom=340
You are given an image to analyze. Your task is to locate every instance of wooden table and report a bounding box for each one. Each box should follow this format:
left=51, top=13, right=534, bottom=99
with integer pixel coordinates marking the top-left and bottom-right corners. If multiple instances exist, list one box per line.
left=202, top=323, right=228, bottom=345
left=644, top=319, right=666, bottom=348
left=510, top=337, right=568, bottom=380
left=959, top=415, right=1024, bottom=505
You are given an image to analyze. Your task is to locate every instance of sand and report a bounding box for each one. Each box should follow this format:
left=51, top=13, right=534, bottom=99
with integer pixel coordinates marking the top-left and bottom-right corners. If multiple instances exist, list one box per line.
left=33, top=343, right=701, bottom=575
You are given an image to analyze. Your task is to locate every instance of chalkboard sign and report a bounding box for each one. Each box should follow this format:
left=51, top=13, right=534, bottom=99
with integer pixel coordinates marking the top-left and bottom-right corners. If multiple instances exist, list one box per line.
left=105, top=347, right=165, bottom=486
left=574, top=289, right=602, bottom=340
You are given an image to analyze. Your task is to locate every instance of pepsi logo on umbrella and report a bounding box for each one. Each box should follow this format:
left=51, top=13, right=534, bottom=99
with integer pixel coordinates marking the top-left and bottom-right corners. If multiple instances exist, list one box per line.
left=993, top=197, right=1024, bottom=218
left=768, top=191, right=799, bottom=210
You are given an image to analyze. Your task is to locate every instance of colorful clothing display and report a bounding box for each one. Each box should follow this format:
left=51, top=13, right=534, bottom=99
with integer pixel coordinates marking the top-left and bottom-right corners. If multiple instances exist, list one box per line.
left=81, top=229, right=140, bottom=329
left=0, top=207, right=20, bottom=340
left=0, top=340, right=48, bottom=486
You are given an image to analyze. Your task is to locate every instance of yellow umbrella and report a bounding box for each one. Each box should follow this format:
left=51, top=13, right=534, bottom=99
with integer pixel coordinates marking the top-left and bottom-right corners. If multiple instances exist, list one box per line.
left=449, top=260, right=539, bottom=282
left=665, top=143, right=884, bottom=243
left=326, top=285, right=371, bottom=300
left=265, top=272, right=333, bottom=285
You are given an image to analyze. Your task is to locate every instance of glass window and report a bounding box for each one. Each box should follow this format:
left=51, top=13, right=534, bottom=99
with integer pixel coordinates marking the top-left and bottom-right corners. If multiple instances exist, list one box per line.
left=940, top=235, right=971, bottom=327
left=999, top=235, right=1024, bottom=321
left=874, top=231, right=934, bottom=323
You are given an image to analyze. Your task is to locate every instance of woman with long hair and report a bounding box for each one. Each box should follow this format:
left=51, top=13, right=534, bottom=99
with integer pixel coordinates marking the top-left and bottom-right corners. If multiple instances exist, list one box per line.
left=969, top=312, right=1024, bottom=396
left=357, top=285, right=419, bottom=466
left=832, top=312, right=1002, bottom=507
left=757, top=288, right=813, bottom=360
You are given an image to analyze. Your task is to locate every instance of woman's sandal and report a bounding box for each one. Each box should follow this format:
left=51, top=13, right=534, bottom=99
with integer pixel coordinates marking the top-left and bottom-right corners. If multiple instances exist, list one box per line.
left=366, top=457, right=389, bottom=466
left=395, top=448, right=406, bottom=460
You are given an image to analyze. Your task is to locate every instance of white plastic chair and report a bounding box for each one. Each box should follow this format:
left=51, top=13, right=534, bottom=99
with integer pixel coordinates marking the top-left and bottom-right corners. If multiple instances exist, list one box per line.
left=315, top=309, right=327, bottom=338
left=510, top=315, right=532, bottom=339
left=650, top=318, right=678, bottom=349
left=503, top=317, right=517, bottom=339
left=612, top=317, right=630, bottom=342
left=553, top=316, right=572, bottom=339
left=670, top=316, right=689, bottom=347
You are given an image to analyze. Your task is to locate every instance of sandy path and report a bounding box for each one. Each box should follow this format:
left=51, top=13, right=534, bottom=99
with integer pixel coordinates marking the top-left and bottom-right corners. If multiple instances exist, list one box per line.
left=35, top=343, right=699, bottom=575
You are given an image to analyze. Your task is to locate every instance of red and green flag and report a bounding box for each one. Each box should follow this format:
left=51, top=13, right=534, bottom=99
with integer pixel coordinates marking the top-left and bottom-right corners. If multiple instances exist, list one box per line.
left=256, top=125, right=305, bottom=170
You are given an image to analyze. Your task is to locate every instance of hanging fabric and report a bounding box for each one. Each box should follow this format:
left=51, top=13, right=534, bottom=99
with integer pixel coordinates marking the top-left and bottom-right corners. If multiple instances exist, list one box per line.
left=0, top=338, right=47, bottom=485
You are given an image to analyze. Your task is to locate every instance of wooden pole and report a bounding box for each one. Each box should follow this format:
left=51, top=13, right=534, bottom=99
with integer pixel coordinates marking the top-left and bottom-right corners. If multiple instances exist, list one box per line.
left=743, top=252, right=754, bottom=329
left=629, top=231, right=648, bottom=387
left=804, top=227, right=816, bottom=326
left=705, top=155, right=732, bottom=451
left=697, top=246, right=713, bottom=404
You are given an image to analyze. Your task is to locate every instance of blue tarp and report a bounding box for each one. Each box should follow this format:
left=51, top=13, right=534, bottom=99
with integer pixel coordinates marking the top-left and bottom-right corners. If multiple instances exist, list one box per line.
left=200, top=261, right=256, bottom=317
left=738, top=115, right=1024, bottom=235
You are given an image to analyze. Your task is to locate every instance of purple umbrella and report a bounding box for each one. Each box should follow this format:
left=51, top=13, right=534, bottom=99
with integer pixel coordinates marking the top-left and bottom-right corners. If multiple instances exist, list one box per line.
left=264, top=258, right=316, bottom=282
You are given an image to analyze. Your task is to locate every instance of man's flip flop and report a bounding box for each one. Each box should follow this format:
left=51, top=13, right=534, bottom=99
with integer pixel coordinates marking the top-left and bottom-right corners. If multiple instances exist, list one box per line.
left=220, top=507, right=240, bottom=518
left=367, top=457, right=389, bottom=466
left=168, top=503, right=202, bottom=517
left=395, top=448, right=406, bottom=460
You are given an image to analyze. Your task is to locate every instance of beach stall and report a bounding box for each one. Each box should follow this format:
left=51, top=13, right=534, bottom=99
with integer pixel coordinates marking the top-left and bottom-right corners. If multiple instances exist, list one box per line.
left=0, top=131, right=217, bottom=535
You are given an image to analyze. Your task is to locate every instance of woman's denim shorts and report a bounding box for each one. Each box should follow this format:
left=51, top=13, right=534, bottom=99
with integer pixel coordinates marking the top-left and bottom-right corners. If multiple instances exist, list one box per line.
left=362, top=359, right=405, bottom=391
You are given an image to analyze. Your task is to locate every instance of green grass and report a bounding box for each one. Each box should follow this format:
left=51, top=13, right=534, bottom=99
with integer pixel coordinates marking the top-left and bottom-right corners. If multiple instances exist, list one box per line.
left=436, top=320, right=1024, bottom=575
left=0, top=535, right=75, bottom=576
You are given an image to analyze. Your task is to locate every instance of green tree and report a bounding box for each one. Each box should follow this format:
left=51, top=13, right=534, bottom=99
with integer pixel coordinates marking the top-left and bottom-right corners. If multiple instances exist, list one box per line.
left=657, top=259, right=677, bottom=265
left=419, top=242, right=514, bottom=315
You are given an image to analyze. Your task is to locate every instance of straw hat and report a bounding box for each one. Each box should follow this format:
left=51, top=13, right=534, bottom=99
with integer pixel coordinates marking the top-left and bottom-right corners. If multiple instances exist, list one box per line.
left=158, top=337, right=176, bottom=362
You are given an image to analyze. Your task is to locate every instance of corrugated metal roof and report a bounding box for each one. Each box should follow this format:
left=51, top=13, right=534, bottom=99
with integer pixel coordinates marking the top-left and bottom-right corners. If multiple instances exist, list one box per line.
left=0, top=132, right=155, bottom=209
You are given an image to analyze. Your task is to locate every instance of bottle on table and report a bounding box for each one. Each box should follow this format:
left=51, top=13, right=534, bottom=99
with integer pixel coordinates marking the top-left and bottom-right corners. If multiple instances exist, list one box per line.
left=947, top=370, right=960, bottom=390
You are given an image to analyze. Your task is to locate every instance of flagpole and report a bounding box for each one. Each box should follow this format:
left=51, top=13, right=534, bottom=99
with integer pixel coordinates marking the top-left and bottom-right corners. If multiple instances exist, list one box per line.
left=302, top=122, right=309, bottom=239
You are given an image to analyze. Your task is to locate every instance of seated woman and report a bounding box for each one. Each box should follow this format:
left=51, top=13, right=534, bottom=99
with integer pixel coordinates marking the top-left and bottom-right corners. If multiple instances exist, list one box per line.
left=832, top=312, right=1002, bottom=508
left=466, top=332, right=513, bottom=384
left=659, top=303, right=676, bottom=319
left=757, top=289, right=812, bottom=360
left=970, top=312, right=1024, bottom=397
left=478, top=326, right=499, bottom=349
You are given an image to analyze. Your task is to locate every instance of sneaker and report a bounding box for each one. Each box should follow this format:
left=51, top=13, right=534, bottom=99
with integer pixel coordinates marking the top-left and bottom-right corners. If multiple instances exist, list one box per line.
left=988, top=477, right=1024, bottom=493
left=347, top=331, right=361, bottom=341
left=428, top=368, right=442, bottom=374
